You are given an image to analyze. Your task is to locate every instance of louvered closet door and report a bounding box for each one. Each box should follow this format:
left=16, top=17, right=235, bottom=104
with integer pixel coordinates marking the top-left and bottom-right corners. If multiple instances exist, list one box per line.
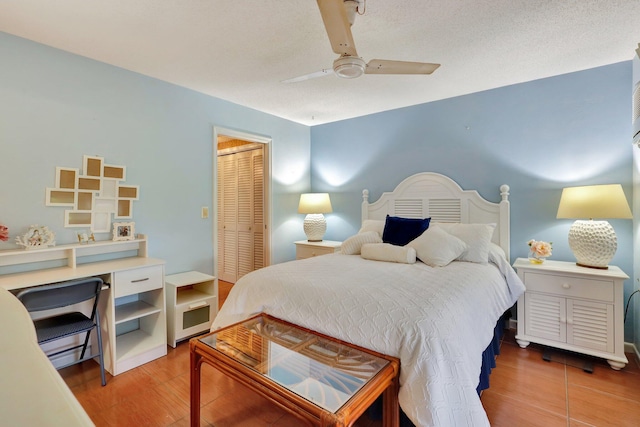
left=219, top=154, right=238, bottom=283
left=251, top=149, right=265, bottom=272
left=237, top=152, right=252, bottom=279
left=236, top=148, right=265, bottom=279
left=217, top=146, right=265, bottom=283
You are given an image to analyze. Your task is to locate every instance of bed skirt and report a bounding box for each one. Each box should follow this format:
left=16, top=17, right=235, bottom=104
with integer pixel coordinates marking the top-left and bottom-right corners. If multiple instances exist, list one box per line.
left=367, top=312, right=509, bottom=426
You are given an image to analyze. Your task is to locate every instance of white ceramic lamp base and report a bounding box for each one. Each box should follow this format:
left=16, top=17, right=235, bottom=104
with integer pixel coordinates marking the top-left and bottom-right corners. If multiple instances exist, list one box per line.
left=568, top=220, right=617, bottom=269
left=303, top=214, right=327, bottom=242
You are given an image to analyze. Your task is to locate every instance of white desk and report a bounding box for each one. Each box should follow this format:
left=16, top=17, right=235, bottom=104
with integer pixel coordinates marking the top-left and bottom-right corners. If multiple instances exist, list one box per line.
left=0, top=236, right=167, bottom=376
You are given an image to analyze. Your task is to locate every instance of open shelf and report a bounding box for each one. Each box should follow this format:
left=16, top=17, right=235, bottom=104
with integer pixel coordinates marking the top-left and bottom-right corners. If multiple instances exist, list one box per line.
left=115, top=300, right=162, bottom=324
left=0, top=236, right=148, bottom=272
left=115, top=328, right=164, bottom=361
left=176, top=288, right=213, bottom=306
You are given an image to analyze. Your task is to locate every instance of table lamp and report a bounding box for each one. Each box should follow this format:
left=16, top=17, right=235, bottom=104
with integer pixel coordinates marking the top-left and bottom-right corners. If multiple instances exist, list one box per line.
left=556, top=184, right=632, bottom=269
left=298, top=193, right=332, bottom=241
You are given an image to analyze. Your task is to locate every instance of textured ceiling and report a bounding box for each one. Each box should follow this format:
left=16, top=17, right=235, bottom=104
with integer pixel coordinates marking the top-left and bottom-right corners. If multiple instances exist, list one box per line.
left=1, top=0, right=640, bottom=126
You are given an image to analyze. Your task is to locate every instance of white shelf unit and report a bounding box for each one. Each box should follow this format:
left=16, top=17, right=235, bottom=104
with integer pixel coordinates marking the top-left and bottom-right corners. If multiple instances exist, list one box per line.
left=165, top=271, right=217, bottom=348
left=0, top=236, right=167, bottom=376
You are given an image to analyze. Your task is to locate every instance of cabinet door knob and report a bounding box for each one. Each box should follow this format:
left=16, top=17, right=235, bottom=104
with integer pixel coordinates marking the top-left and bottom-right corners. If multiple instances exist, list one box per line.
left=562, top=283, right=571, bottom=289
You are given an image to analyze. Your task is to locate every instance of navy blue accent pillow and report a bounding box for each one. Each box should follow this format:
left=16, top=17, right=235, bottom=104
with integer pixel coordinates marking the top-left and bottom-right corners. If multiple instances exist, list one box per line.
left=381, top=215, right=431, bottom=246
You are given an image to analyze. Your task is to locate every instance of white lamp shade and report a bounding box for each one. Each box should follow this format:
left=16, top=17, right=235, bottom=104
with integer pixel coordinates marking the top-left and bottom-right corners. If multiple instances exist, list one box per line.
left=557, top=184, right=631, bottom=269
left=298, top=193, right=332, bottom=214
left=556, top=184, right=631, bottom=219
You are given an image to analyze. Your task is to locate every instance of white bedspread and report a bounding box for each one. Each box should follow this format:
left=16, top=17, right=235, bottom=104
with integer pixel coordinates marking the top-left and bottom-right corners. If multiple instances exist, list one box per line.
left=212, top=252, right=525, bottom=427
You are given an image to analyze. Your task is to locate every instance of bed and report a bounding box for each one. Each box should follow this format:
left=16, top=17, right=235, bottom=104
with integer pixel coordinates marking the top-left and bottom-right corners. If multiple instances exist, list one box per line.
left=212, top=172, right=526, bottom=427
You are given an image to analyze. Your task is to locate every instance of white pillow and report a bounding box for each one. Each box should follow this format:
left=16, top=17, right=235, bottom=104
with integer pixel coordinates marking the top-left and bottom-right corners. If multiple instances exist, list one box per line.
left=407, top=226, right=468, bottom=267
left=341, top=231, right=382, bottom=255
left=358, top=220, right=385, bottom=237
left=488, top=243, right=507, bottom=265
left=434, top=223, right=496, bottom=264
left=361, top=243, right=416, bottom=264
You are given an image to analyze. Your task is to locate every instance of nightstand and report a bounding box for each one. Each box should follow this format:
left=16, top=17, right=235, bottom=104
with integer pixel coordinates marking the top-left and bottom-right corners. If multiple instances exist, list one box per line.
left=513, top=258, right=628, bottom=370
left=165, top=271, right=217, bottom=348
left=294, top=240, right=342, bottom=260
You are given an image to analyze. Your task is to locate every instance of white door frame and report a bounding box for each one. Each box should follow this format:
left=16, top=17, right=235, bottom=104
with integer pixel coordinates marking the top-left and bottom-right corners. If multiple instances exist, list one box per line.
left=213, top=126, right=272, bottom=281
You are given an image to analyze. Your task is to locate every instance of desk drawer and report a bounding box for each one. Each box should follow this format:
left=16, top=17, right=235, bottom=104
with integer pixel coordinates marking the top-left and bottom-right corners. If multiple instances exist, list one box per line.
left=114, top=265, right=163, bottom=298
left=523, top=271, right=613, bottom=302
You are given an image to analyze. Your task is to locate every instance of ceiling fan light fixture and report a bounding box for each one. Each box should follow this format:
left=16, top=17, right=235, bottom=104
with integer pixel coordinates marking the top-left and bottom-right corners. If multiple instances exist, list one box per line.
left=333, top=56, right=366, bottom=79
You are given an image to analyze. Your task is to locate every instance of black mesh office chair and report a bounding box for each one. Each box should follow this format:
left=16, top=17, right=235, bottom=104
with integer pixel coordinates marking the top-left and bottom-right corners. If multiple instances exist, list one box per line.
left=16, top=277, right=107, bottom=386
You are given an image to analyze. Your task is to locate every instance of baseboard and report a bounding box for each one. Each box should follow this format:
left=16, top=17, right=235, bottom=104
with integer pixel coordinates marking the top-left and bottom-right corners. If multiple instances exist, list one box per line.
left=510, top=319, right=640, bottom=365
left=624, top=342, right=640, bottom=363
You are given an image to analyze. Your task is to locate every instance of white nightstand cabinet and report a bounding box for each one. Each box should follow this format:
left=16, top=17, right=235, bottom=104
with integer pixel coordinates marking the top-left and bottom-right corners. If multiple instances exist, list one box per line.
left=513, top=258, right=628, bottom=370
left=165, top=271, right=217, bottom=348
left=294, top=240, right=342, bottom=260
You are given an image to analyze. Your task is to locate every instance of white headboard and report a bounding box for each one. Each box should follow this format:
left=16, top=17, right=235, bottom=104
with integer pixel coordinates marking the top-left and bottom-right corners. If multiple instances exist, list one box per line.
left=362, top=172, right=511, bottom=259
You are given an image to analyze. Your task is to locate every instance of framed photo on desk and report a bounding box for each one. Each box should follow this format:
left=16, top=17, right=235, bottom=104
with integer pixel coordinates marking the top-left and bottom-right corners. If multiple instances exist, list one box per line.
left=113, top=222, right=135, bottom=241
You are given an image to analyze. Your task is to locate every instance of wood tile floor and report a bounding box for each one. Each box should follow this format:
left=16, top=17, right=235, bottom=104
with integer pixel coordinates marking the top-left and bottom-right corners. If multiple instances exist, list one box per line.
left=59, top=280, right=640, bottom=426
left=482, top=329, right=640, bottom=427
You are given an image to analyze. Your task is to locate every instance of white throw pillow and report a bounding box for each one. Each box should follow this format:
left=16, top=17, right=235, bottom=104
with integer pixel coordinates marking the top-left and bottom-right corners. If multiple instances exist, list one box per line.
left=407, top=226, right=468, bottom=267
left=358, top=220, right=385, bottom=237
left=488, top=243, right=507, bottom=265
left=341, top=231, right=382, bottom=255
left=434, top=223, right=496, bottom=264
left=361, top=243, right=416, bottom=264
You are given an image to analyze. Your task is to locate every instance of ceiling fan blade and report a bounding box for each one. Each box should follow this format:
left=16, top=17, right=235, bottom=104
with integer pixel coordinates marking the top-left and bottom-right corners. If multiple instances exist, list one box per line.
left=281, top=69, right=334, bottom=84
left=365, top=59, right=441, bottom=75
left=316, top=0, right=358, bottom=57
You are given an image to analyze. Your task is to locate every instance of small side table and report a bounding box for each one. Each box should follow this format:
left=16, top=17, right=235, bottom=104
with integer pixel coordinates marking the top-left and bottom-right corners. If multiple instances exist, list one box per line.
left=294, top=240, right=342, bottom=260
left=165, top=271, right=217, bottom=348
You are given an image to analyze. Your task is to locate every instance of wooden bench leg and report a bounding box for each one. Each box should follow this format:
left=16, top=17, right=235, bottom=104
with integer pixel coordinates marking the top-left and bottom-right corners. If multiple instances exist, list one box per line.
left=190, top=344, right=203, bottom=427
left=382, top=375, right=400, bottom=427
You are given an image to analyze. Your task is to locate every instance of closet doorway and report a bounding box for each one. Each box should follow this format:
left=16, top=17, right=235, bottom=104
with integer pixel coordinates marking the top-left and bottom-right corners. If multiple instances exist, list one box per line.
left=214, top=127, right=271, bottom=284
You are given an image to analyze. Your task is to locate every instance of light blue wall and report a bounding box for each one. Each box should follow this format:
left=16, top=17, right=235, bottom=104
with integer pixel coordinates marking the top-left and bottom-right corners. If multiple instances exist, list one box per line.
left=311, top=62, right=636, bottom=342
left=0, top=32, right=310, bottom=273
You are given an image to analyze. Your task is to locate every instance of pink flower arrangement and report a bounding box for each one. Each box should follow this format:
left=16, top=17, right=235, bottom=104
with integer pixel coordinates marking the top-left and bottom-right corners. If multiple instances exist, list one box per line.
left=528, top=239, right=552, bottom=258
left=0, top=224, right=8, bottom=242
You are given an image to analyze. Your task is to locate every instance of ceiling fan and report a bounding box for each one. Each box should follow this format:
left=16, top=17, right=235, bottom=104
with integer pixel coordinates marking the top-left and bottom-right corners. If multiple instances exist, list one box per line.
left=282, top=0, right=440, bottom=83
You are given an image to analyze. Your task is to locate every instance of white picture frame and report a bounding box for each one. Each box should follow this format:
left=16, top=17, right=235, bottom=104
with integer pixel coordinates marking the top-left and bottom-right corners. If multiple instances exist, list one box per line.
left=112, top=221, right=135, bottom=241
